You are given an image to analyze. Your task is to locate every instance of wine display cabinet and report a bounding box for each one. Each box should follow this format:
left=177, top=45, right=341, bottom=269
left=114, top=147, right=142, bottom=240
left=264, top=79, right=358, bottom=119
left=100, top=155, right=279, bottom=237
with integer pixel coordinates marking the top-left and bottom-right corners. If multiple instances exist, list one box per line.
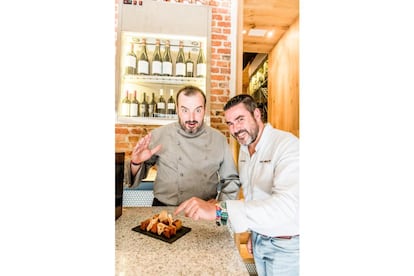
left=117, top=33, right=207, bottom=124
left=115, top=1, right=211, bottom=125
left=249, top=58, right=268, bottom=122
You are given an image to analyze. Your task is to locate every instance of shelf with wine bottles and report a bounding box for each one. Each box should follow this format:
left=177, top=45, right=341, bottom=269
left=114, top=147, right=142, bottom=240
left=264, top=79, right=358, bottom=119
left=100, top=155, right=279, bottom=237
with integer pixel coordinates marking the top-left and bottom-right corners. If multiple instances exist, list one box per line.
left=123, top=74, right=205, bottom=85
left=117, top=31, right=207, bottom=126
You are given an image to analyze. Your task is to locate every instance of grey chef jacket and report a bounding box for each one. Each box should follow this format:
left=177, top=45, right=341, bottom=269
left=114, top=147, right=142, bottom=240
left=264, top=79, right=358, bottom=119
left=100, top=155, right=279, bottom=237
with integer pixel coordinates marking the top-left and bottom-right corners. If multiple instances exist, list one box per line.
left=127, top=122, right=241, bottom=205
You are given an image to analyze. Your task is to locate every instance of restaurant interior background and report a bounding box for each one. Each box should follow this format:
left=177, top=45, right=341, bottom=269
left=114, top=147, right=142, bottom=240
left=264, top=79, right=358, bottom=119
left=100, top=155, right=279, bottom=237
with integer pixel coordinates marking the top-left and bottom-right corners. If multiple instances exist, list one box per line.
left=115, top=0, right=299, bottom=160
left=4, top=0, right=414, bottom=275
left=114, top=0, right=298, bottom=273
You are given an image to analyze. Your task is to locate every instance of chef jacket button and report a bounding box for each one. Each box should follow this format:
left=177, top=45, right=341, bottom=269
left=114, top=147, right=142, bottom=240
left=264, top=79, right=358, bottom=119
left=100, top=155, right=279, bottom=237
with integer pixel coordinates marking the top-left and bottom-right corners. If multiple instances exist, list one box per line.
left=178, top=157, right=182, bottom=161
left=180, top=173, right=183, bottom=177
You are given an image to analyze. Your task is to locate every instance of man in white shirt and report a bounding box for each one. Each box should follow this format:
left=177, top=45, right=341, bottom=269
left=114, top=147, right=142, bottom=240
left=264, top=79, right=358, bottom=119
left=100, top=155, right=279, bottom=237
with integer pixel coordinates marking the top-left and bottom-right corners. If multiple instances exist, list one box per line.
left=175, top=94, right=299, bottom=276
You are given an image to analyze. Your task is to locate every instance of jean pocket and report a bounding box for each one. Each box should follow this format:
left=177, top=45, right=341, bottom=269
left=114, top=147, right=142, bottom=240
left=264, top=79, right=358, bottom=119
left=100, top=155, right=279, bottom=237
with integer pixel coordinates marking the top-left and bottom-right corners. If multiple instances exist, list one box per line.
left=270, top=237, right=299, bottom=252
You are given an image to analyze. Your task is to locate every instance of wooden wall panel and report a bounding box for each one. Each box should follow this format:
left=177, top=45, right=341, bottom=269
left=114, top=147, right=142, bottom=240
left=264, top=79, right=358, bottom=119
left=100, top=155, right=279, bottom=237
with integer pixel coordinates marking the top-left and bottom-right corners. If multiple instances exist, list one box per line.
left=268, top=18, right=299, bottom=137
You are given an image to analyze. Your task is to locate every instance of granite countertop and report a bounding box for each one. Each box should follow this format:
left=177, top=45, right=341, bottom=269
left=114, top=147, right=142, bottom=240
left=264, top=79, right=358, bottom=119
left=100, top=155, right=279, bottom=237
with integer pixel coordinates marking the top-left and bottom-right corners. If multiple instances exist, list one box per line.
left=116, top=207, right=249, bottom=276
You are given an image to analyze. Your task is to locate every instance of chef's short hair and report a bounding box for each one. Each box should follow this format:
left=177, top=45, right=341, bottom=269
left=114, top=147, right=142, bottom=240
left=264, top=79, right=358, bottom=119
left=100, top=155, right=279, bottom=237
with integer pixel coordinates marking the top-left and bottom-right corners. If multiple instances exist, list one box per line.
left=176, top=85, right=206, bottom=106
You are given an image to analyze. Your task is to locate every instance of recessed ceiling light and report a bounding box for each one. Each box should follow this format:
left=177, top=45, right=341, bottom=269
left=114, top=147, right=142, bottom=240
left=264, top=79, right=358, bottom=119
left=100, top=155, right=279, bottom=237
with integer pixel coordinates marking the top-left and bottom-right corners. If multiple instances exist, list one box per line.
left=267, top=31, right=274, bottom=37
left=242, top=29, right=247, bottom=35
left=248, top=29, right=267, bottom=37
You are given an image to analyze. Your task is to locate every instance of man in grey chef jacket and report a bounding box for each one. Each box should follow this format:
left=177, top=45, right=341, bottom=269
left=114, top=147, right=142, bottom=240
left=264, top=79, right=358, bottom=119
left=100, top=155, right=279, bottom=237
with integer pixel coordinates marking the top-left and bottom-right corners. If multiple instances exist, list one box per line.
left=127, top=85, right=240, bottom=206
left=175, top=94, right=299, bottom=276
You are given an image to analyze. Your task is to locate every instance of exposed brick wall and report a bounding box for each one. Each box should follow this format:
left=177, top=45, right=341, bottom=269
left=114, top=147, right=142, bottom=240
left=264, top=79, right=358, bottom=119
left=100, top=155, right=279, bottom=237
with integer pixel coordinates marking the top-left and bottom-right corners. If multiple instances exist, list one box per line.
left=209, top=0, right=232, bottom=139
left=115, top=0, right=233, bottom=158
left=115, top=124, right=158, bottom=160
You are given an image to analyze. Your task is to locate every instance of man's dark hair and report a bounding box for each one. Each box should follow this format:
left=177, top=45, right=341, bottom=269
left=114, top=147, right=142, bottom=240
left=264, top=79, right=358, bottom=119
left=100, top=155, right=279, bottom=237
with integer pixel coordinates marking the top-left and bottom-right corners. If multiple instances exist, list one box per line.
left=224, top=94, right=258, bottom=117
left=176, top=85, right=207, bottom=106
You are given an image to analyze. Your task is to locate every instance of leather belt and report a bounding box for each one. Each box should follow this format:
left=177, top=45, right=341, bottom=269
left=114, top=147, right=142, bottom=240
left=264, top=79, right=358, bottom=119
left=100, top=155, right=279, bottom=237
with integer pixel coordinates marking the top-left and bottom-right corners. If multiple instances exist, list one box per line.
left=262, top=234, right=299, bottom=239
left=275, top=235, right=299, bottom=239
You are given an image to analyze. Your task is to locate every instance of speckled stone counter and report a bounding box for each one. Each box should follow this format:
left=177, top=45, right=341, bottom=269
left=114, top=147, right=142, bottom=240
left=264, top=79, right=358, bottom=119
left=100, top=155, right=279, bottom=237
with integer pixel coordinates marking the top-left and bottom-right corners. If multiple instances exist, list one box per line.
left=116, top=207, right=249, bottom=276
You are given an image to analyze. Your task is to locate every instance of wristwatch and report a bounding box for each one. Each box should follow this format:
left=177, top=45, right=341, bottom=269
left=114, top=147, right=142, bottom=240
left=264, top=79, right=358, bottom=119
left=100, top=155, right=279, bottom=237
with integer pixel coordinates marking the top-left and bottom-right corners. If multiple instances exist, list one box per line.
left=220, top=201, right=228, bottom=225
left=215, top=201, right=228, bottom=226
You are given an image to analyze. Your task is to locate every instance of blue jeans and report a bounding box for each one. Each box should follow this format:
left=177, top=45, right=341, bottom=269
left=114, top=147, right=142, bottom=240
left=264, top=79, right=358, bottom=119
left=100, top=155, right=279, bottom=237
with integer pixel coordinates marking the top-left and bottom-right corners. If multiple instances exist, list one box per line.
left=251, top=231, right=299, bottom=276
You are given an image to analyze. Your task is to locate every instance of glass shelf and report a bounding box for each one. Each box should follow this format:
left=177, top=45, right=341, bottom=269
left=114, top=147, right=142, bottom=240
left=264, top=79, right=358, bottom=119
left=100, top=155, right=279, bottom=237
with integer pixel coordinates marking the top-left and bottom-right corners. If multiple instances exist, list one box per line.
left=116, top=116, right=177, bottom=126
left=116, top=115, right=212, bottom=126
left=123, top=74, right=205, bottom=85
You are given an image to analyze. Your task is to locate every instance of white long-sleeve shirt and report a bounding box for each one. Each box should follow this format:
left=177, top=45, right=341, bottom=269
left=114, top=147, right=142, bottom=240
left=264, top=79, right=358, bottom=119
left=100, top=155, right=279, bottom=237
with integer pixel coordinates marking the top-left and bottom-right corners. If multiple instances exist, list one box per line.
left=226, top=123, right=299, bottom=237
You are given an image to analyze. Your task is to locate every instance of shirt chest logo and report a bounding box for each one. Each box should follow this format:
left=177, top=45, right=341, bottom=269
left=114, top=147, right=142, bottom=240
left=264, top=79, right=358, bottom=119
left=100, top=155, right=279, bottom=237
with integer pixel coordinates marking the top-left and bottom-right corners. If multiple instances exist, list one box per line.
left=259, top=160, right=271, bottom=163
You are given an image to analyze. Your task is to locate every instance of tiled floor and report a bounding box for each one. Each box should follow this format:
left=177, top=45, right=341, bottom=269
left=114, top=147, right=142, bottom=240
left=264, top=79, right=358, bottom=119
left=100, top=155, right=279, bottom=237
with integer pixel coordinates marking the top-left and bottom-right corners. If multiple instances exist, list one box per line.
left=122, top=190, right=154, bottom=207
left=245, top=263, right=258, bottom=275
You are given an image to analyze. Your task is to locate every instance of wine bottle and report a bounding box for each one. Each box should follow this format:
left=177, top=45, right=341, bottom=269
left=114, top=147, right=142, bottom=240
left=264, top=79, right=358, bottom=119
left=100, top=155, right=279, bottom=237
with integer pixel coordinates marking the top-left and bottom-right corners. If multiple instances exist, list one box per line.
left=139, top=92, right=149, bottom=117
left=120, top=90, right=131, bottom=117
left=137, top=39, right=149, bottom=75
left=196, top=41, right=206, bottom=77
left=175, top=41, right=185, bottom=77
left=162, top=40, right=173, bottom=76
left=167, top=89, right=176, bottom=115
left=157, top=88, right=167, bottom=117
left=130, top=90, right=139, bottom=117
left=185, top=50, right=194, bottom=77
left=151, top=39, right=162, bottom=76
left=148, top=92, right=157, bottom=117
left=124, top=42, right=137, bottom=75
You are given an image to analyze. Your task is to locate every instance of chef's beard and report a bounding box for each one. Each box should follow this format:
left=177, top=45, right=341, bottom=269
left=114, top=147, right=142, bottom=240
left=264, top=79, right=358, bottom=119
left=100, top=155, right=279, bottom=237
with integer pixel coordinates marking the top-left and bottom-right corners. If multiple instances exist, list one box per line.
left=179, top=118, right=203, bottom=134
left=233, top=125, right=259, bottom=146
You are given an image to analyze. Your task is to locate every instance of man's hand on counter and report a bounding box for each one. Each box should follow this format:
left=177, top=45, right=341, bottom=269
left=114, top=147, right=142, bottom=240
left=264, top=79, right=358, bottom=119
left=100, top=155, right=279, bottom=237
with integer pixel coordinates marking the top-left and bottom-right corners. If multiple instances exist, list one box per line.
left=174, top=197, right=216, bottom=221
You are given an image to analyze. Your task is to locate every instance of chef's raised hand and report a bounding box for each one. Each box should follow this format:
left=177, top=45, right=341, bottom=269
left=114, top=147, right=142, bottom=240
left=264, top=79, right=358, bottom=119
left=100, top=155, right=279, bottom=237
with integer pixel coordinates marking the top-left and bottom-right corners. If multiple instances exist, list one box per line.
left=131, top=133, right=162, bottom=165
left=174, top=197, right=216, bottom=221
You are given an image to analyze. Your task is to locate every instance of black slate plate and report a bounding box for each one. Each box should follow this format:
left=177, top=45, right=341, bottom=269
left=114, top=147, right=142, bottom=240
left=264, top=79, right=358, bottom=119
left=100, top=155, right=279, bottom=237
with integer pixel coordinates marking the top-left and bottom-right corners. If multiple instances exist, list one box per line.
left=131, top=225, right=191, bottom=244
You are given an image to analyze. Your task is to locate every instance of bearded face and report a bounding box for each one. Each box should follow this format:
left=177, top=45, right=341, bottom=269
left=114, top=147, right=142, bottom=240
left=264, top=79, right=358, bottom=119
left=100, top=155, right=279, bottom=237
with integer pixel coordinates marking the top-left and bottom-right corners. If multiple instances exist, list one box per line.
left=177, top=93, right=205, bottom=134
left=225, top=103, right=261, bottom=146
